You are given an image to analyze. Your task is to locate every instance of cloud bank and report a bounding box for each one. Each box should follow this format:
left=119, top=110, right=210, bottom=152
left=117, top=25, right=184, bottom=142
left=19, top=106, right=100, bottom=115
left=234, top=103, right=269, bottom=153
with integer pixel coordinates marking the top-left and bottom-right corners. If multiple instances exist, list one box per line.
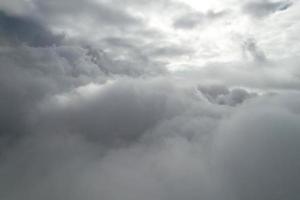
left=1, top=0, right=300, bottom=200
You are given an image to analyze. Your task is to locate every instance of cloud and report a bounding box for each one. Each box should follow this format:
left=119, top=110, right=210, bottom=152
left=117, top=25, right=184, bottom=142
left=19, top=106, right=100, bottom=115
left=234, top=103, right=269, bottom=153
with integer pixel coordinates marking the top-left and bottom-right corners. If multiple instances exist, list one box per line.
left=146, top=43, right=195, bottom=58
left=176, top=56, right=300, bottom=91
left=242, top=0, right=293, bottom=18
left=198, top=84, right=257, bottom=106
left=0, top=43, right=164, bottom=146
left=0, top=11, right=63, bottom=47
left=33, top=0, right=143, bottom=27
left=85, top=45, right=167, bottom=76
left=0, top=70, right=229, bottom=200
left=213, top=92, right=300, bottom=200
left=1, top=68, right=300, bottom=200
left=242, top=37, right=267, bottom=62
left=0, top=45, right=106, bottom=144
left=1, top=46, right=300, bottom=200
left=173, top=10, right=229, bottom=29
left=1, top=0, right=300, bottom=200
left=0, top=0, right=35, bottom=16
left=38, top=78, right=192, bottom=146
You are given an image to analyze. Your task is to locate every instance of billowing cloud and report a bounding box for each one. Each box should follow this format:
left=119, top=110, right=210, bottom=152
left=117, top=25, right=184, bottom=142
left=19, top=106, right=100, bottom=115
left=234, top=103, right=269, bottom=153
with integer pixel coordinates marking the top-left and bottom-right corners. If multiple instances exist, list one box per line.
left=214, top=92, right=300, bottom=200
left=198, top=84, right=257, bottom=106
left=1, top=0, right=300, bottom=200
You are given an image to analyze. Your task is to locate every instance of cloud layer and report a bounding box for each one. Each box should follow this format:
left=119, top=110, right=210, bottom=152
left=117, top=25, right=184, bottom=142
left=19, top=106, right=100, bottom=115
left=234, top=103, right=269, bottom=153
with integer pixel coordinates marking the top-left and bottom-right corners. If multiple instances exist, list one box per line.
left=1, top=0, right=300, bottom=200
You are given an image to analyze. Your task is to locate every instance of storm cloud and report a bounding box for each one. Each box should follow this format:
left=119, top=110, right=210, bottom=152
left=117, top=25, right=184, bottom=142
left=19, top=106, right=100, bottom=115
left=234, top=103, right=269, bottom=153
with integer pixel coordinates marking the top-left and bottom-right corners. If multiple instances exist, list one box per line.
left=0, top=11, right=63, bottom=47
left=1, top=0, right=300, bottom=200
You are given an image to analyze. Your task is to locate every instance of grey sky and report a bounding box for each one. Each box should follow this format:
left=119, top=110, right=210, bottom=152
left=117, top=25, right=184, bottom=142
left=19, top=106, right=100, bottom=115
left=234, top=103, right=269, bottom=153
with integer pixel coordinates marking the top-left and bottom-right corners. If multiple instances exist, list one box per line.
left=0, top=0, right=300, bottom=200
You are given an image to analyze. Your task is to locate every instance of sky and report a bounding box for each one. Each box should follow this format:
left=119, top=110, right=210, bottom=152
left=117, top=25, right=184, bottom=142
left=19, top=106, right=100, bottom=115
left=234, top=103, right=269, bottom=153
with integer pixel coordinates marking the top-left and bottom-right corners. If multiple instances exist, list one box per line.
left=0, top=0, right=300, bottom=200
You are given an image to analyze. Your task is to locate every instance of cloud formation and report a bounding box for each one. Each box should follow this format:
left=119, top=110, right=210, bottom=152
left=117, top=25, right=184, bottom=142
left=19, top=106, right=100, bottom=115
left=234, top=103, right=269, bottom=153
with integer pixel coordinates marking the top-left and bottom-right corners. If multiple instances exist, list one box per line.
left=1, top=0, right=300, bottom=200
left=242, top=0, right=293, bottom=18
left=0, top=11, right=63, bottom=47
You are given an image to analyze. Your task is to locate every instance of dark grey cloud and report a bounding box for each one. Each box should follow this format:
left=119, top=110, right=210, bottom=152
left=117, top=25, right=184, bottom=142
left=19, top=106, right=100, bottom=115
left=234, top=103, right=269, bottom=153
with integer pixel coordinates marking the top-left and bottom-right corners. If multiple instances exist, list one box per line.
left=0, top=11, right=63, bottom=47
left=86, top=45, right=167, bottom=76
left=1, top=43, right=300, bottom=200
left=1, top=67, right=300, bottom=200
left=32, top=0, right=143, bottom=29
left=243, top=0, right=293, bottom=18
left=0, top=43, right=166, bottom=147
left=38, top=78, right=190, bottom=147
left=0, top=45, right=105, bottom=145
left=198, top=84, right=257, bottom=106
left=0, top=69, right=227, bottom=200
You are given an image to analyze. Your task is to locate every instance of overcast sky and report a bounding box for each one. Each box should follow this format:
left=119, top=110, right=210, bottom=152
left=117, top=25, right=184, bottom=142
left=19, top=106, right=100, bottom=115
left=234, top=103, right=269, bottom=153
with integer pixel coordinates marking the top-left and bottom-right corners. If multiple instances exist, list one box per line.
left=0, top=0, right=300, bottom=200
